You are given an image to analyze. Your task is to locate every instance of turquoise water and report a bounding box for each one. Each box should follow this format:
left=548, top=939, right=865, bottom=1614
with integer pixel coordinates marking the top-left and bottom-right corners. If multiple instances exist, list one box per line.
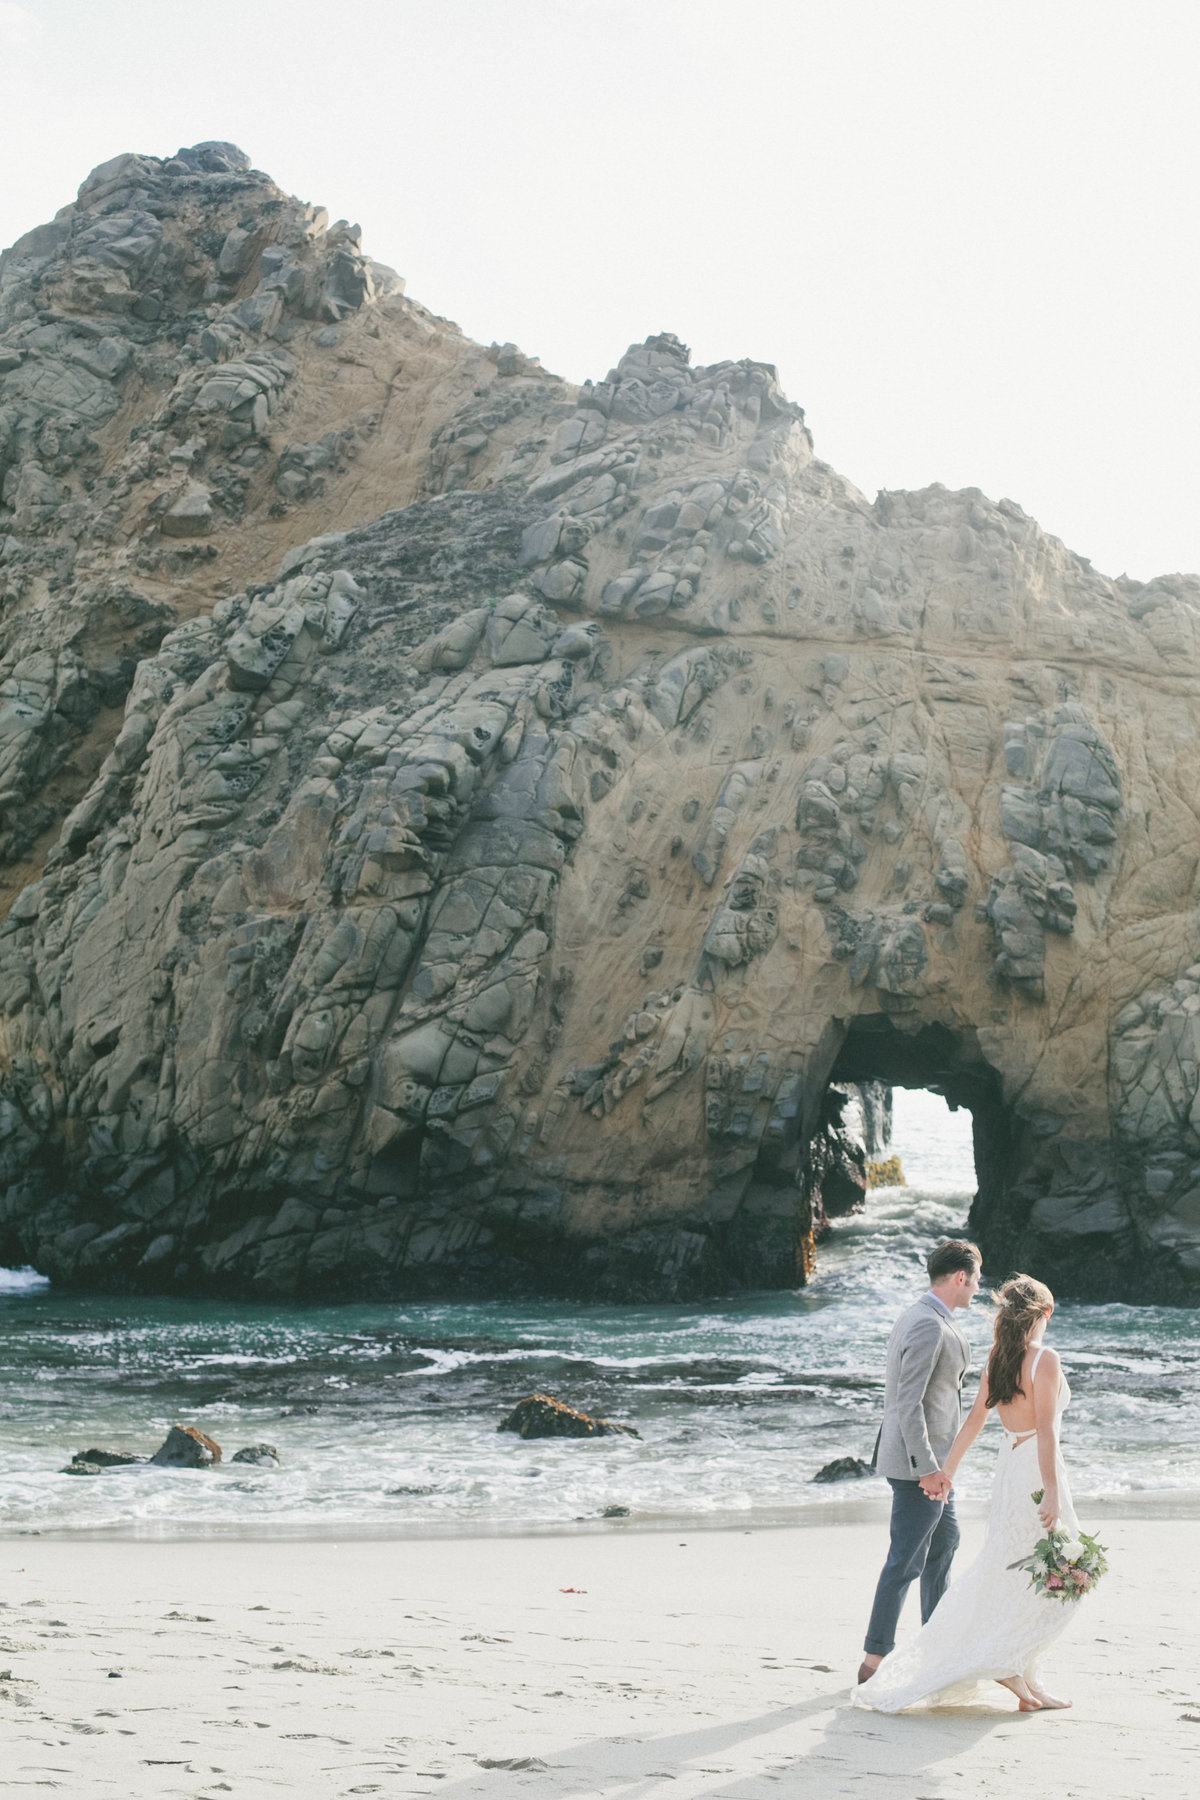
left=2, top=1092, right=1198, bottom=1536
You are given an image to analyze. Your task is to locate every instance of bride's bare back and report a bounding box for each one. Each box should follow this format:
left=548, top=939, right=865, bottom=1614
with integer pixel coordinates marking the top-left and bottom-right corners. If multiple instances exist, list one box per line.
left=994, top=1342, right=1061, bottom=1436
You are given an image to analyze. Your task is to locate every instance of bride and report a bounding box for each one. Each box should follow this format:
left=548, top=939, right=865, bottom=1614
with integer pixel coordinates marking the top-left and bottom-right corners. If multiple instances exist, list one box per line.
left=854, top=1274, right=1084, bottom=1713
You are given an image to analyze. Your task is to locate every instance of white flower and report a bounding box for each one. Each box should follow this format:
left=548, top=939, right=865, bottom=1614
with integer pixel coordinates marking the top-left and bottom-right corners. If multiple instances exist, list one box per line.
left=1061, top=1538, right=1084, bottom=1562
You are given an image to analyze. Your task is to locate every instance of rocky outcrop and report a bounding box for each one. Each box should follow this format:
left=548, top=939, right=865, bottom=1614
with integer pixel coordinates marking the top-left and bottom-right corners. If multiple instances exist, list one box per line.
left=812, top=1456, right=875, bottom=1484
left=61, top=1446, right=144, bottom=1474
left=60, top=1430, right=273, bottom=1473
left=498, top=1395, right=638, bottom=1440
left=230, top=1443, right=280, bottom=1466
left=2, top=145, right=1200, bottom=1304
left=148, top=1425, right=222, bottom=1468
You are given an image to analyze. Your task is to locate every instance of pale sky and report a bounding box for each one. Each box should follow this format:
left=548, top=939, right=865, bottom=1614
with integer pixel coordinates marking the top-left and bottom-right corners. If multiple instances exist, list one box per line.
left=2, top=0, right=1198, bottom=582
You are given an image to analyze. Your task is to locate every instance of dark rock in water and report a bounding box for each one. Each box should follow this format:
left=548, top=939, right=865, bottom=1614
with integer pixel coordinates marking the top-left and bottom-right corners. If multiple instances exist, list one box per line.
left=64, top=1447, right=144, bottom=1470
left=810, top=1084, right=869, bottom=1228
left=498, top=1393, right=640, bottom=1440
left=388, top=1483, right=438, bottom=1496
left=149, top=1425, right=222, bottom=1468
left=230, top=1443, right=280, bottom=1466
left=62, top=1460, right=105, bottom=1476
left=812, top=1455, right=876, bottom=1483
left=601, top=1503, right=631, bottom=1517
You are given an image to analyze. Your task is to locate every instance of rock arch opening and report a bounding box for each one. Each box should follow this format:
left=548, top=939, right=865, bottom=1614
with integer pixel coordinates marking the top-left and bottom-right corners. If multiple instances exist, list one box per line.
left=808, top=1014, right=1019, bottom=1271
left=710, top=1012, right=1021, bottom=1298
left=885, top=1086, right=977, bottom=1193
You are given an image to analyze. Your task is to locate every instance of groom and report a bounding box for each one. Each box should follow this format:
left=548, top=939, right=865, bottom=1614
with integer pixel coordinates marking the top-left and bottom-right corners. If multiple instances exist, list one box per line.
left=857, top=1238, right=981, bottom=1684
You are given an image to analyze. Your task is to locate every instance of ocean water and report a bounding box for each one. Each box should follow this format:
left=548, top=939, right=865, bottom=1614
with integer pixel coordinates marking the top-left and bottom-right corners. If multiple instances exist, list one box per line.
left=2, top=1089, right=1198, bottom=1538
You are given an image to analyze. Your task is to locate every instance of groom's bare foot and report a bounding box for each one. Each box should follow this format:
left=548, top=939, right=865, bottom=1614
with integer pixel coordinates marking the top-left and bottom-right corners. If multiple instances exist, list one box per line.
left=857, top=1653, right=883, bottom=1683
left=996, top=1675, right=1043, bottom=1710
left=1025, top=1682, right=1071, bottom=1709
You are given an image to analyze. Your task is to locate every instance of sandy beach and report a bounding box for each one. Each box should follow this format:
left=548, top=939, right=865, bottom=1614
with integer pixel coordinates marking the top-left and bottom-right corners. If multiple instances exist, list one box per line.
left=1, top=1516, right=1196, bottom=1798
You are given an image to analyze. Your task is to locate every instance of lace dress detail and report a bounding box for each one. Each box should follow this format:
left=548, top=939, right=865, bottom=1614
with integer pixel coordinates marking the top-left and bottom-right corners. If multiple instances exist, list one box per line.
left=854, top=1348, right=1081, bottom=1712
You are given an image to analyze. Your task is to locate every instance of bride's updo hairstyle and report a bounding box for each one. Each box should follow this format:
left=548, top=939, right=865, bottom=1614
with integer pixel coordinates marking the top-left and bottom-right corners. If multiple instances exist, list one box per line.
left=986, top=1274, right=1055, bottom=1407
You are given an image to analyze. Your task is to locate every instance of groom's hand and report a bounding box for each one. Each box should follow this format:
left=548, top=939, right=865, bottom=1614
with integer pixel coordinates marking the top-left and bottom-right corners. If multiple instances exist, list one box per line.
left=918, top=1470, right=951, bottom=1501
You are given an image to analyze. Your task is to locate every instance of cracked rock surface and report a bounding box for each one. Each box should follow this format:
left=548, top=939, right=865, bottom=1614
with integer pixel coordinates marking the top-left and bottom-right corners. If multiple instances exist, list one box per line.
left=1, top=144, right=1200, bottom=1302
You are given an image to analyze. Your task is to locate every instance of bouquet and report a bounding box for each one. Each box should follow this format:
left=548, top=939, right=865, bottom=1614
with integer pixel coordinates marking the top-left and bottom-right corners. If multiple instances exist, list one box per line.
left=1009, top=1490, right=1109, bottom=1601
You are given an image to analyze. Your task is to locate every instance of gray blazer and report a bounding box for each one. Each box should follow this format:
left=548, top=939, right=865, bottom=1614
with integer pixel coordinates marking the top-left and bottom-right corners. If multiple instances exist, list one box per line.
left=873, top=1292, right=972, bottom=1481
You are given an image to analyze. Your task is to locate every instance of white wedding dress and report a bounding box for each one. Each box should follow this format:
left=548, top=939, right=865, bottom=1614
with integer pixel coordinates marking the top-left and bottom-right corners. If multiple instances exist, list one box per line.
left=854, top=1348, right=1082, bottom=1712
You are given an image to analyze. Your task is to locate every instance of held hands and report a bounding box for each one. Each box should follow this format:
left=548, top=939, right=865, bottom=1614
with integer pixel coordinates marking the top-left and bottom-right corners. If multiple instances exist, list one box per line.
left=918, top=1470, right=952, bottom=1502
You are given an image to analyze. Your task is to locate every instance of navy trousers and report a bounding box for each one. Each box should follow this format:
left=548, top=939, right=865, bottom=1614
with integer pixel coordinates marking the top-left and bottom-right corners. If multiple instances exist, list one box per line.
left=863, top=1477, right=960, bottom=1657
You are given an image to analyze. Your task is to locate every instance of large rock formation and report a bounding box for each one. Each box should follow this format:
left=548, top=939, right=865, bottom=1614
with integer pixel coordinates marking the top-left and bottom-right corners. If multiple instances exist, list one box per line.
left=2, top=144, right=1199, bottom=1303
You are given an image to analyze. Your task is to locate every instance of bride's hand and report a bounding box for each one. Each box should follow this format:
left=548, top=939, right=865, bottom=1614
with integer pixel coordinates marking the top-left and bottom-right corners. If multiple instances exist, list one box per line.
left=1037, top=1486, right=1060, bottom=1530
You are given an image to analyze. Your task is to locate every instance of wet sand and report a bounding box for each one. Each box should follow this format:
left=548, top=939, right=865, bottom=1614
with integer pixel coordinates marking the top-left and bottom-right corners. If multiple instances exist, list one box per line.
left=1, top=1518, right=1195, bottom=1797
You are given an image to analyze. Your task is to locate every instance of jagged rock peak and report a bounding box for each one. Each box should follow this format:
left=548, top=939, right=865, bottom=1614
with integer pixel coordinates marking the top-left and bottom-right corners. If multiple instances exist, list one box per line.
left=78, top=140, right=253, bottom=201
left=0, top=139, right=405, bottom=334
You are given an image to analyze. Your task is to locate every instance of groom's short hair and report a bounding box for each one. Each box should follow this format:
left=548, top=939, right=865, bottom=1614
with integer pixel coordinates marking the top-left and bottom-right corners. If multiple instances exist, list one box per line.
left=927, top=1239, right=982, bottom=1281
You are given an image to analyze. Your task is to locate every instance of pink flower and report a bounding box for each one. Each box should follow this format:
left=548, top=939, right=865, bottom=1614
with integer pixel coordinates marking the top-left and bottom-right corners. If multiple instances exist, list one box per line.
left=1046, top=1575, right=1065, bottom=1589
left=1070, top=1569, right=1091, bottom=1588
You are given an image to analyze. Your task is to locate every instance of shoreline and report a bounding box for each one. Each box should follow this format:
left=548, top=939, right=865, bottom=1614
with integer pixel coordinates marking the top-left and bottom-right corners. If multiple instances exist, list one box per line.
left=5, top=1484, right=1200, bottom=1544
left=3, top=1518, right=1196, bottom=1797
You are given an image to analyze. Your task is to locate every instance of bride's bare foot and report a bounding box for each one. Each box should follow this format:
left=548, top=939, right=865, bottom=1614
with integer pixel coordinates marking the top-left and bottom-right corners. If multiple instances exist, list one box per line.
left=1025, top=1681, right=1072, bottom=1709
left=996, top=1676, right=1043, bottom=1711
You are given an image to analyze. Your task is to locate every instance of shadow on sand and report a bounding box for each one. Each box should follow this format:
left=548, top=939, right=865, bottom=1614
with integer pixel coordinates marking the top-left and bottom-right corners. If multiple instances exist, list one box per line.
left=431, top=1687, right=1024, bottom=1797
